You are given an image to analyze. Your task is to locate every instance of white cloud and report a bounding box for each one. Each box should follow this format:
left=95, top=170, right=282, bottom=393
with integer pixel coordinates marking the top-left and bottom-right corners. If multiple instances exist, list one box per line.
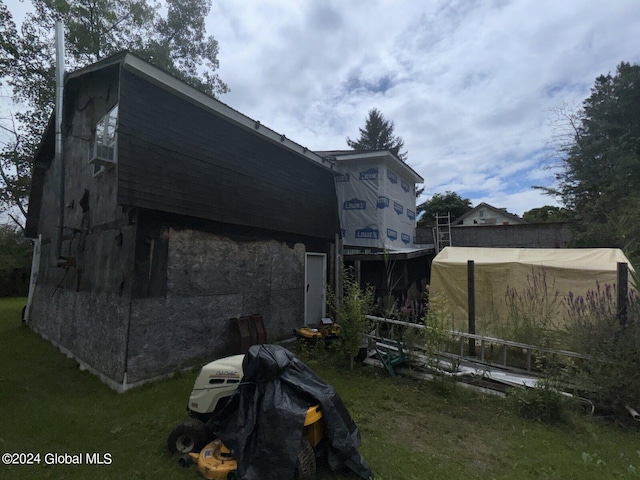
left=205, top=0, right=640, bottom=215
left=4, top=0, right=638, bottom=217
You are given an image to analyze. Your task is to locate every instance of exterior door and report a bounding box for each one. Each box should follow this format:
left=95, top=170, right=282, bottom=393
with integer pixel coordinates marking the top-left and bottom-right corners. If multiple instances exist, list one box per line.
left=305, top=253, right=326, bottom=325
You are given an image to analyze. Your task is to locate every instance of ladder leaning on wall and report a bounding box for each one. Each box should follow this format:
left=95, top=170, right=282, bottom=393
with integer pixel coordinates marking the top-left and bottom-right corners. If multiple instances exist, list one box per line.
left=434, top=212, right=452, bottom=253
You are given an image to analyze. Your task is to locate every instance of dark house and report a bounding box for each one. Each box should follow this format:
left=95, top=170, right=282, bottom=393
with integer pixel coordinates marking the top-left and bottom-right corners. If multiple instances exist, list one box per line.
left=25, top=52, right=340, bottom=391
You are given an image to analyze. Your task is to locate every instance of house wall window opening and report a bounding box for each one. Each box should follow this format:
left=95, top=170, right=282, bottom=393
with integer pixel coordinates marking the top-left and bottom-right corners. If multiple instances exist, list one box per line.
left=89, top=104, right=118, bottom=176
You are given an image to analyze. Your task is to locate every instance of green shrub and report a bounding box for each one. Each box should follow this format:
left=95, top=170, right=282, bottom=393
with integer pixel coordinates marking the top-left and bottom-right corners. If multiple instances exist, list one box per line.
left=422, top=287, right=452, bottom=365
left=330, top=266, right=374, bottom=370
left=508, top=377, right=566, bottom=424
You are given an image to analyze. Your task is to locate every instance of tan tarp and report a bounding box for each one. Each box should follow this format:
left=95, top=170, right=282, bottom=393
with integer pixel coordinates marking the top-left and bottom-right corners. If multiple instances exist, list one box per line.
left=430, top=247, right=635, bottom=334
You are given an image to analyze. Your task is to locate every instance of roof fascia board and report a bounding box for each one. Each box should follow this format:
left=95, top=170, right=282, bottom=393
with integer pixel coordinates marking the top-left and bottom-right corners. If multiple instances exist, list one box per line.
left=330, top=151, right=423, bottom=183
left=120, top=54, right=334, bottom=171
left=67, top=52, right=127, bottom=80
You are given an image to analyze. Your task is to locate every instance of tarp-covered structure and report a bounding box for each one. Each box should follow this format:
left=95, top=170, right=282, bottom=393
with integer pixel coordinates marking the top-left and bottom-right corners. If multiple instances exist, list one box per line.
left=208, top=344, right=372, bottom=480
left=430, top=247, right=636, bottom=334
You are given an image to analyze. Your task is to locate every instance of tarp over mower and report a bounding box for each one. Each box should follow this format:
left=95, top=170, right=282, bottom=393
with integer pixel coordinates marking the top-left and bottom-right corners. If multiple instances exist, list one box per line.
left=171, top=344, right=373, bottom=480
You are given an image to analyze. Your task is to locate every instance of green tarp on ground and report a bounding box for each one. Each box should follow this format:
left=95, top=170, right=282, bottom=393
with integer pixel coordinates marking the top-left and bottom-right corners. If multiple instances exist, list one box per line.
left=430, top=247, right=635, bottom=335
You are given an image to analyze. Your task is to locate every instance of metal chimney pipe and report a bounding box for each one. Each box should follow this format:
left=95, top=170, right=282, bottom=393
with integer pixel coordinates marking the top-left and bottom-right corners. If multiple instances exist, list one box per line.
left=55, top=21, right=65, bottom=264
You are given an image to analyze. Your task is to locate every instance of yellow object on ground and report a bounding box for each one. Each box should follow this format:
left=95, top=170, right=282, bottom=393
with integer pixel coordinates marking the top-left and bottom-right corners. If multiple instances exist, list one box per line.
left=190, top=439, right=236, bottom=480
left=190, top=405, right=324, bottom=480
left=296, top=321, right=340, bottom=341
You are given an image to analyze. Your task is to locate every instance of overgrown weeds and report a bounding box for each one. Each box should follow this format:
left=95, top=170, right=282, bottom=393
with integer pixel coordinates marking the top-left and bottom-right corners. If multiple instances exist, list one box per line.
left=422, top=286, right=454, bottom=370
left=508, top=378, right=567, bottom=424
left=500, top=267, right=560, bottom=347
left=562, top=282, right=640, bottom=415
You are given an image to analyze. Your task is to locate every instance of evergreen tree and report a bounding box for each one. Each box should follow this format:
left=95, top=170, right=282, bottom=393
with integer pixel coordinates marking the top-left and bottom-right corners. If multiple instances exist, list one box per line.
left=346, top=108, right=408, bottom=162
left=522, top=205, right=571, bottom=224
left=552, top=62, right=640, bottom=263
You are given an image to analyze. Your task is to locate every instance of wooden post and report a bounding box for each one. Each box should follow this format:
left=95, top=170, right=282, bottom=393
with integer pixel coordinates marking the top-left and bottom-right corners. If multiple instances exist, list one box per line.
left=403, top=260, right=409, bottom=293
left=468, top=260, right=476, bottom=356
left=617, top=262, right=628, bottom=327
left=335, top=233, right=342, bottom=313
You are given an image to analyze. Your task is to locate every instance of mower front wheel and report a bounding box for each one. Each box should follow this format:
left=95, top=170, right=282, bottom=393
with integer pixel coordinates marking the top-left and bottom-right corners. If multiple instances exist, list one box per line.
left=167, top=418, right=208, bottom=455
left=294, top=437, right=316, bottom=480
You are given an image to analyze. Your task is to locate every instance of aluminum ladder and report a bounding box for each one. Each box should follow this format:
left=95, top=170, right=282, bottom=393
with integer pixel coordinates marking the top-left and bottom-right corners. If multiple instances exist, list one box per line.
left=434, top=212, right=452, bottom=252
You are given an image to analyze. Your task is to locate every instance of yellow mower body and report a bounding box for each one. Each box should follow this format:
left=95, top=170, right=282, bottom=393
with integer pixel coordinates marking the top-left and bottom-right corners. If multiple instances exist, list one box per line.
left=295, top=318, right=340, bottom=341
left=190, top=405, right=324, bottom=480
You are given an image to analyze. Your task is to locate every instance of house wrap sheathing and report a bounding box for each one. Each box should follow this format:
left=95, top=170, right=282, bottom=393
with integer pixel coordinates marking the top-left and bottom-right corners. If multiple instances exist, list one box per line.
left=430, top=247, right=635, bottom=334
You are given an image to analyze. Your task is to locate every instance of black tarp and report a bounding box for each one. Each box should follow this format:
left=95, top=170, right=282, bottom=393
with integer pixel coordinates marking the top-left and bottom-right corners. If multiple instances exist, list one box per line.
left=207, top=344, right=373, bottom=480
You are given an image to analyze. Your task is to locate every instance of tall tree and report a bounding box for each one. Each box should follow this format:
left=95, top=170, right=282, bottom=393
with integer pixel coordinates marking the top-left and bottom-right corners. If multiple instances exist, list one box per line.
left=0, top=222, right=32, bottom=296
left=522, top=205, right=571, bottom=224
left=0, top=222, right=31, bottom=269
left=0, top=0, right=228, bottom=230
left=551, top=62, right=640, bottom=264
left=346, top=108, right=408, bottom=162
left=416, top=191, right=472, bottom=228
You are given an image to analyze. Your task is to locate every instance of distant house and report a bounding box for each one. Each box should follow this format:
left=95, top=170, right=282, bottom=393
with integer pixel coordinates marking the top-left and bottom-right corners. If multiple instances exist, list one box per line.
left=453, top=202, right=526, bottom=226
left=448, top=202, right=572, bottom=248
left=25, top=52, right=340, bottom=391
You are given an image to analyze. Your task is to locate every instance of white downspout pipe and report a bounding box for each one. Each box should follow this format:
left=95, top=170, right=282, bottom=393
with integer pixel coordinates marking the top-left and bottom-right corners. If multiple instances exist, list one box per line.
left=55, top=21, right=65, bottom=264
left=24, top=235, right=41, bottom=322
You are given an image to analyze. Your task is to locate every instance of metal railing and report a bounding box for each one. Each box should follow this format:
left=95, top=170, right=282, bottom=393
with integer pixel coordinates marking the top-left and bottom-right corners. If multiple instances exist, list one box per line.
left=365, top=315, right=594, bottom=373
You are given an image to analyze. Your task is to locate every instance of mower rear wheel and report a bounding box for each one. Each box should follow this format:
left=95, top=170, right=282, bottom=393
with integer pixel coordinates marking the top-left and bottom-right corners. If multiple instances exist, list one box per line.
left=167, top=418, right=208, bottom=455
left=294, top=437, right=316, bottom=480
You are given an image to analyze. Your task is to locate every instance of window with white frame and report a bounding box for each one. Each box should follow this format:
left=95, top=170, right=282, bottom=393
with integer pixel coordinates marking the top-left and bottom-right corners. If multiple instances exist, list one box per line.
left=89, top=105, right=118, bottom=176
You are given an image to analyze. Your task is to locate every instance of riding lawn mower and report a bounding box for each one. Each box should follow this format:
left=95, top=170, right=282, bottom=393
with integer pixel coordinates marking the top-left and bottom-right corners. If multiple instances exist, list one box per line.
left=167, top=344, right=372, bottom=480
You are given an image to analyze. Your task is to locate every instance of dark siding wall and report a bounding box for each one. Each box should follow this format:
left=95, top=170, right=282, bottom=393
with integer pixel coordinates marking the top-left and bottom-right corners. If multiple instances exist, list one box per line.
left=117, top=69, right=339, bottom=240
left=28, top=67, right=135, bottom=383
left=28, top=63, right=339, bottom=388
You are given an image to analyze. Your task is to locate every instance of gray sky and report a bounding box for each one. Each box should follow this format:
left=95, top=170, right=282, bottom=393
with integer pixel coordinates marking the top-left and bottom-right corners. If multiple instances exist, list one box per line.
left=205, top=0, right=640, bottom=214
left=4, top=0, right=640, bottom=216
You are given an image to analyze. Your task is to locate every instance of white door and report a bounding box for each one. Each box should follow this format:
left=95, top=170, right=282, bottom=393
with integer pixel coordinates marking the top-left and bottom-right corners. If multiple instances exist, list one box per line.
left=305, top=253, right=326, bottom=325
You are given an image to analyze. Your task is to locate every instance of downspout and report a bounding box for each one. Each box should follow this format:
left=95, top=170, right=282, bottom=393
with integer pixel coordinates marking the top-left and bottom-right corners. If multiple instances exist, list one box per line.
left=24, top=234, right=42, bottom=322
left=55, top=21, right=66, bottom=265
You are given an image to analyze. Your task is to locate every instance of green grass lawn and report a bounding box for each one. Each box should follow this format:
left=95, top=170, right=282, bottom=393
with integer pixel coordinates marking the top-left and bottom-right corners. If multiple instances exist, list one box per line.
left=1, top=297, right=640, bottom=479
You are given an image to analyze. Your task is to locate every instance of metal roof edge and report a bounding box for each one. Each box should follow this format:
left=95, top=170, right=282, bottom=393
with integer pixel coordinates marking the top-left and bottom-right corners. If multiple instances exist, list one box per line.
left=318, top=150, right=423, bottom=182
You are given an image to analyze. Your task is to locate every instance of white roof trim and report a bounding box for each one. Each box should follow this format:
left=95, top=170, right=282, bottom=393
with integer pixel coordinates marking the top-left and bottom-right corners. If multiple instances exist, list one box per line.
left=325, top=150, right=423, bottom=183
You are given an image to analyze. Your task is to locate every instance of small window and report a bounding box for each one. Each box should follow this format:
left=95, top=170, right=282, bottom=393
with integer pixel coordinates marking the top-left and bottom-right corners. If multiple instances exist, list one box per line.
left=89, top=105, right=118, bottom=176
left=96, top=105, right=118, bottom=146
